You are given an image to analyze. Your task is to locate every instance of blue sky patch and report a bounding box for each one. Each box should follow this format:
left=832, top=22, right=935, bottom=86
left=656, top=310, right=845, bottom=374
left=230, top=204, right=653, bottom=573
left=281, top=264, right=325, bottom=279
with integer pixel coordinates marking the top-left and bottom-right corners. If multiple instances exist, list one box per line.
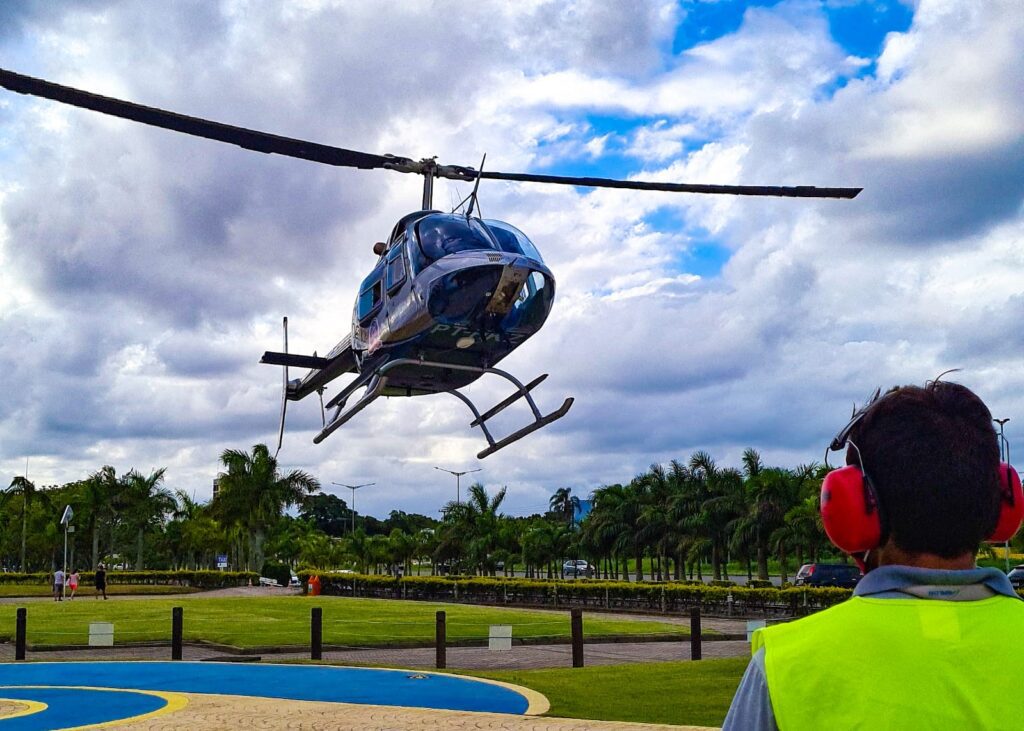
left=643, top=208, right=733, bottom=279
left=825, top=0, right=914, bottom=60
left=672, top=0, right=783, bottom=54
left=531, top=113, right=712, bottom=183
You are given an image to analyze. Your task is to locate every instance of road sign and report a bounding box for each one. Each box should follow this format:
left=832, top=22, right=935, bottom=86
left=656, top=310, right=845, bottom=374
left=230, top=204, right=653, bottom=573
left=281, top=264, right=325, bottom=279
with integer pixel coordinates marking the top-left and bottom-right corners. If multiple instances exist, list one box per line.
left=216, top=554, right=228, bottom=569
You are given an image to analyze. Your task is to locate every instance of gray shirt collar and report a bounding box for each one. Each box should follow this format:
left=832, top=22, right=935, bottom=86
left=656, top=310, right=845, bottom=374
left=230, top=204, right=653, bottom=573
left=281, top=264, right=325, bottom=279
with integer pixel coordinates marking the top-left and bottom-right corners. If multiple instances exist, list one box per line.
left=854, top=564, right=1019, bottom=600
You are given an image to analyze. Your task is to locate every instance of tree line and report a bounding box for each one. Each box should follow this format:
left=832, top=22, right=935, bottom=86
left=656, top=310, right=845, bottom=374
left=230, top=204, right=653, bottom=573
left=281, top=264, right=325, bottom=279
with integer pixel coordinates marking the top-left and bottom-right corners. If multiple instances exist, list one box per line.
left=8, top=444, right=1017, bottom=580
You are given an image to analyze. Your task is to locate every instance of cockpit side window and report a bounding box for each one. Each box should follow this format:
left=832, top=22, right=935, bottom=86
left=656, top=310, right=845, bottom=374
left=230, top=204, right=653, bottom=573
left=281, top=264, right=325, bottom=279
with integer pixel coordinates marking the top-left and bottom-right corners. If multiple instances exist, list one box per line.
left=386, top=239, right=407, bottom=293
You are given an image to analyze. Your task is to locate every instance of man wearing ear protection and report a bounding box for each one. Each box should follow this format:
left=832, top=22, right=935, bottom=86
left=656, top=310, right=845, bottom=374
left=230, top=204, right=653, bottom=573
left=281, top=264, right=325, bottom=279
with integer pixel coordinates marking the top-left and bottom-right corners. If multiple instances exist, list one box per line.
left=723, top=380, right=1024, bottom=730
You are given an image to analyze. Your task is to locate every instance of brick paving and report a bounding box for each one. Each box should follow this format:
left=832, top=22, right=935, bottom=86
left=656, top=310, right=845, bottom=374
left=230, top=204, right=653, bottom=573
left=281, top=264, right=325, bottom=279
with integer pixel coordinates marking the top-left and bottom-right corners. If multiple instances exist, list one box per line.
left=98, top=693, right=718, bottom=730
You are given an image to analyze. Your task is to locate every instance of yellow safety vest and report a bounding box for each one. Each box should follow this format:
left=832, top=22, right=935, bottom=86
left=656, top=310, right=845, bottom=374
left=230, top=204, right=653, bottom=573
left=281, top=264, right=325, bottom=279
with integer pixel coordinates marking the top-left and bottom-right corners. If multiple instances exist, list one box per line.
left=752, top=594, right=1024, bottom=730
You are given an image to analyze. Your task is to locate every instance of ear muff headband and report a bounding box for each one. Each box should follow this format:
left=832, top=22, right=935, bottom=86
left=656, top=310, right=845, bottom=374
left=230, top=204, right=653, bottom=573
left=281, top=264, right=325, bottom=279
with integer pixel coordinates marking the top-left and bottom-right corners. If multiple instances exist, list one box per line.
left=821, top=462, right=1024, bottom=554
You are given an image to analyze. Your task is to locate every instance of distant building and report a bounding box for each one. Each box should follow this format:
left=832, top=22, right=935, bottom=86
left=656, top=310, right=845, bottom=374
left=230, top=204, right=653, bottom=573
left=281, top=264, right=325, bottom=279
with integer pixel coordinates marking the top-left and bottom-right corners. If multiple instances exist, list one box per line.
left=572, top=499, right=593, bottom=527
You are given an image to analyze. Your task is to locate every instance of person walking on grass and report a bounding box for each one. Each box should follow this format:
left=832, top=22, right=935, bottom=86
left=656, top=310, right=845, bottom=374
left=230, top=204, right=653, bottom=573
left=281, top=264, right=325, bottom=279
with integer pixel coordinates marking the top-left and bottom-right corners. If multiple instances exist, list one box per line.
left=94, top=563, right=107, bottom=600
left=53, top=567, right=64, bottom=601
left=68, top=568, right=79, bottom=600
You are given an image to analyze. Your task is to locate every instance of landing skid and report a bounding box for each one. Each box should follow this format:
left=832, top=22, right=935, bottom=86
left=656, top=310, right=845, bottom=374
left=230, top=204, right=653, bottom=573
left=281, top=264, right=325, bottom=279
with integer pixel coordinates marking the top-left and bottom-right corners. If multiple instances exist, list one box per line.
left=313, top=358, right=573, bottom=458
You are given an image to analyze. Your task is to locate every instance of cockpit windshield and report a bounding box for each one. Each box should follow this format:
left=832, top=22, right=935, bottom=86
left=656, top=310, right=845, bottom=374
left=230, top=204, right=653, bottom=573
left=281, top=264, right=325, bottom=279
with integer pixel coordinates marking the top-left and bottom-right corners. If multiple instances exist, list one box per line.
left=483, top=220, right=544, bottom=263
left=413, top=215, right=495, bottom=269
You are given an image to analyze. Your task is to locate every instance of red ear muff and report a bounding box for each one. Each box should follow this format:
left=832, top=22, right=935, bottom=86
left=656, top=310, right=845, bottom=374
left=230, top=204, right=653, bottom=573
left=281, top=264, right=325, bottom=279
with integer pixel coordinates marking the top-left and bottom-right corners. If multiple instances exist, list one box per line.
left=821, top=465, right=882, bottom=554
left=988, top=463, right=1024, bottom=543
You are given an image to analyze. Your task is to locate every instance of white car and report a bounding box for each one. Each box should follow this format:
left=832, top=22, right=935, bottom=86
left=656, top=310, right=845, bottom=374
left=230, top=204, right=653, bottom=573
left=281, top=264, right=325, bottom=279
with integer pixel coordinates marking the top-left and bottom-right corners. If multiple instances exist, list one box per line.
left=562, top=560, right=592, bottom=577
left=289, top=574, right=301, bottom=587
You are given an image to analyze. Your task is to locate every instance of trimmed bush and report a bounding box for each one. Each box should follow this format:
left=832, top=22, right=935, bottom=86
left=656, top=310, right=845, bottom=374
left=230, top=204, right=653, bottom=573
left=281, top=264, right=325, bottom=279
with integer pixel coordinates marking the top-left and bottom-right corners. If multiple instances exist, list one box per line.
left=296, top=571, right=852, bottom=615
left=261, top=562, right=291, bottom=587
left=0, top=570, right=257, bottom=588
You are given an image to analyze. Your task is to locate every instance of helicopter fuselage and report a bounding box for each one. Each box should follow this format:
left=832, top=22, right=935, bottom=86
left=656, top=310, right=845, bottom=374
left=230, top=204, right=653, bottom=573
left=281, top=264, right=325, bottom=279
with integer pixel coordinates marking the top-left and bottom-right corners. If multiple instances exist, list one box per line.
left=349, top=211, right=555, bottom=396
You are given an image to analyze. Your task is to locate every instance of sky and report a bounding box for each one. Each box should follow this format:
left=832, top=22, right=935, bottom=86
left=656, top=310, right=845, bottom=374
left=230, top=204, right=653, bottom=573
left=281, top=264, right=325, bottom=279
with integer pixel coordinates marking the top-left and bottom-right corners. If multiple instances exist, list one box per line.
left=1, top=0, right=1022, bottom=519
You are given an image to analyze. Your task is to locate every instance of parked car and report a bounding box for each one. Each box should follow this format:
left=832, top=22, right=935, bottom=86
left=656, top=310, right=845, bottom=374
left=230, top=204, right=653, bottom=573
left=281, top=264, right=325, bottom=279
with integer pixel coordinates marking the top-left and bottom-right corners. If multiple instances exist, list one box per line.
left=794, top=563, right=862, bottom=588
left=562, top=560, right=593, bottom=578
left=289, top=574, right=301, bottom=587
left=1007, top=565, right=1024, bottom=590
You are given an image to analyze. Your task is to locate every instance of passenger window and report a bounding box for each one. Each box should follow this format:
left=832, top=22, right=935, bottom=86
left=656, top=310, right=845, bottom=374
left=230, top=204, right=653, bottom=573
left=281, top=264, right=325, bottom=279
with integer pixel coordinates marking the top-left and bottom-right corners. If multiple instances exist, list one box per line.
left=358, top=277, right=383, bottom=322
left=386, top=242, right=407, bottom=292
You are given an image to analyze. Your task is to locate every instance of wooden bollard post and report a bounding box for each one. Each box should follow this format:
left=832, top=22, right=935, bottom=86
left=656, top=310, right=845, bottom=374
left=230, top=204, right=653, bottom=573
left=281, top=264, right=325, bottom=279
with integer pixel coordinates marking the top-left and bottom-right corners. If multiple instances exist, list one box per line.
left=571, top=608, right=584, bottom=668
left=690, top=606, right=702, bottom=661
left=171, top=606, right=183, bottom=660
left=15, top=608, right=26, bottom=661
left=435, top=611, right=446, bottom=669
left=311, top=607, right=323, bottom=661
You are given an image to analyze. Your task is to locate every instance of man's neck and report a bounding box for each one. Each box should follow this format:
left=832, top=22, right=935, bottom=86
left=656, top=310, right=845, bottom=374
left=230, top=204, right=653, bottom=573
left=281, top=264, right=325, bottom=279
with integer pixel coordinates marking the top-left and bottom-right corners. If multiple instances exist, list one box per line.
left=877, top=543, right=976, bottom=571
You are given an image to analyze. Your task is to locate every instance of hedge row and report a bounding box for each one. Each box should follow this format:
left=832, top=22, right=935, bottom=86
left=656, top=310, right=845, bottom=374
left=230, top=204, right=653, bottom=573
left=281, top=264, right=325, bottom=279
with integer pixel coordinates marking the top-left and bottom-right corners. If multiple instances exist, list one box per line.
left=298, top=572, right=855, bottom=616
left=0, top=570, right=257, bottom=588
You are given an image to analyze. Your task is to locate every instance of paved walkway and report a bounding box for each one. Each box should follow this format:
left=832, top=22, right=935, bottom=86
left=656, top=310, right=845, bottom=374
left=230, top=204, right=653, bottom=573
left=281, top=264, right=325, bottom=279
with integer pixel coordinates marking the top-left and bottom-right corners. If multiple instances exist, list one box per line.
left=94, top=693, right=717, bottom=730
left=3, top=639, right=750, bottom=669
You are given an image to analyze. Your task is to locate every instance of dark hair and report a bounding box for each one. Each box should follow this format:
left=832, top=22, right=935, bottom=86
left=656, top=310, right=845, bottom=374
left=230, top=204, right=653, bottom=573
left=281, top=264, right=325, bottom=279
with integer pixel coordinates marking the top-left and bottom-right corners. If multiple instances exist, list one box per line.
left=848, top=381, right=1001, bottom=558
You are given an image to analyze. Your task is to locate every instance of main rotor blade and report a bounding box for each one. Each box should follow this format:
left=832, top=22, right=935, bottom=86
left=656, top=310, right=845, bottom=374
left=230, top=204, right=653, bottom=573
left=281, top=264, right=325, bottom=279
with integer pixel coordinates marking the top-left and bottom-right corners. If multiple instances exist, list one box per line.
left=0, top=67, right=862, bottom=198
left=0, top=68, right=400, bottom=170
left=473, top=170, right=861, bottom=199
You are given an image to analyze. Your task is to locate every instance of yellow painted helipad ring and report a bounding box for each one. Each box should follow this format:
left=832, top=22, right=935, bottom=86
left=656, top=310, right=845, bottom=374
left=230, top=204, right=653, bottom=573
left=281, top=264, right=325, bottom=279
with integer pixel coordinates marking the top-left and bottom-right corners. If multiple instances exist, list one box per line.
left=0, top=697, right=48, bottom=720
left=0, top=686, right=188, bottom=730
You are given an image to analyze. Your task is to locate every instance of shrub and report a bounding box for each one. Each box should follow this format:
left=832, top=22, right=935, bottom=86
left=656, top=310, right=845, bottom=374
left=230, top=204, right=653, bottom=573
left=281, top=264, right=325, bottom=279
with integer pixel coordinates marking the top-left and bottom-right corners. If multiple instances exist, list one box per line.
left=261, top=562, right=291, bottom=587
left=0, top=570, right=257, bottom=588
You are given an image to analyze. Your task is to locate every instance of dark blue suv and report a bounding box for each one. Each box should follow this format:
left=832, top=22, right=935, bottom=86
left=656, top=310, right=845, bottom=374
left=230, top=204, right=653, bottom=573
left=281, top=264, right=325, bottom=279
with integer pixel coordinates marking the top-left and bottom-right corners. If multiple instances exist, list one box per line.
left=1007, top=565, right=1024, bottom=591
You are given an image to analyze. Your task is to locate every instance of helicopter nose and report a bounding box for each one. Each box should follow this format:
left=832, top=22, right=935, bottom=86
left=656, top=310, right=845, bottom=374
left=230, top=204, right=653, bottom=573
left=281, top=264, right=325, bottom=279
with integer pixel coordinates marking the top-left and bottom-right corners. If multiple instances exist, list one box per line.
left=484, top=264, right=531, bottom=315
left=427, top=264, right=504, bottom=321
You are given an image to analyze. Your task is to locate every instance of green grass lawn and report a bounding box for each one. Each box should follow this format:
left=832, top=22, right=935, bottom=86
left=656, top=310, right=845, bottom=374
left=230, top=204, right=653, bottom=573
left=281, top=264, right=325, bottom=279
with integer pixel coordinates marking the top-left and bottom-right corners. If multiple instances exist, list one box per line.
left=471, top=658, right=748, bottom=727
left=2, top=595, right=692, bottom=648
left=0, top=585, right=198, bottom=598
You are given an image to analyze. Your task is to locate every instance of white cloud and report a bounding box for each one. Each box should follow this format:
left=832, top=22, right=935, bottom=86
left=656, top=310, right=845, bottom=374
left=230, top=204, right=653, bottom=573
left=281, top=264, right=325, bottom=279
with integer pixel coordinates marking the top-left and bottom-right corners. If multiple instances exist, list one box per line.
left=0, top=0, right=1022, bottom=519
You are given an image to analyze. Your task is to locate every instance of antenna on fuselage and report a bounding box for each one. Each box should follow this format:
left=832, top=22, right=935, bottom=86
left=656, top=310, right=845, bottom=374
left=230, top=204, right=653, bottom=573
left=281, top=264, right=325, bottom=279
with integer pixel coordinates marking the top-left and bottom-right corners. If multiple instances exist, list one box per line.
left=452, top=154, right=486, bottom=219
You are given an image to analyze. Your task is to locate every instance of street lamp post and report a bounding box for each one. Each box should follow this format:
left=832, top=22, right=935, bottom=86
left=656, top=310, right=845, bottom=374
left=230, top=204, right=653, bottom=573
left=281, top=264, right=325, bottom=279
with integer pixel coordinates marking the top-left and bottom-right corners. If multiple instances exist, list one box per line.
left=994, top=418, right=1011, bottom=572
left=60, top=505, right=73, bottom=601
left=331, top=482, right=375, bottom=534
left=434, top=467, right=481, bottom=506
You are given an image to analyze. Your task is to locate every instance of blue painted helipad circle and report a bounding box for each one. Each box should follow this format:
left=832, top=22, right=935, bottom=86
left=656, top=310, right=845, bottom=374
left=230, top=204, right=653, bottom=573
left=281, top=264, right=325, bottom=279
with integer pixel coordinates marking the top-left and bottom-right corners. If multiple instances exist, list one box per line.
left=0, top=661, right=531, bottom=715
left=0, top=686, right=170, bottom=730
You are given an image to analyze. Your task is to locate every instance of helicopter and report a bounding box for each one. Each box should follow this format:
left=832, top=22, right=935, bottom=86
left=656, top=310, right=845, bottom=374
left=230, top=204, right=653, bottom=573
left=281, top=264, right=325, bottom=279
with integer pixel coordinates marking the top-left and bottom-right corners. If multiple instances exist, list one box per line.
left=0, top=68, right=861, bottom=459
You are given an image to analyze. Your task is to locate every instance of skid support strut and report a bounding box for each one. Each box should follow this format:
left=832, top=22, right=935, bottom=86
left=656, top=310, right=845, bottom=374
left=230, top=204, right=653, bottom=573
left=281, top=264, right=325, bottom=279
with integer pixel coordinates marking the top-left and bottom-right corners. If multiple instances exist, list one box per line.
left=312, top=357, right=573, bottom=458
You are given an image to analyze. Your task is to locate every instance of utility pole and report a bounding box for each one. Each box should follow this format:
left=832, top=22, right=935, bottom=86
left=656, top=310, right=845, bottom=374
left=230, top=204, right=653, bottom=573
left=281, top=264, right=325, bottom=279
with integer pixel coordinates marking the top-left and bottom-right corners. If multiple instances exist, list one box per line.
left=434, top=467, right=481, bottom=506
left=994, top=418, right=1011, bottom=572
left=331, top=482, right=375, bottom=534
left=60, top=505, right=73, bottom=600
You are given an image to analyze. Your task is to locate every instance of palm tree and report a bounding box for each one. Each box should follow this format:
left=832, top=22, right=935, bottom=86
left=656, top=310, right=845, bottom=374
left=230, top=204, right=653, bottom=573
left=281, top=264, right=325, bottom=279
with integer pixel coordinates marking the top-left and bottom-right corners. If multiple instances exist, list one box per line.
left=81, top=467, right=118, bottom=569
left=587, top=483, right=642, bottom=580
left=120, top=468, right=175, bottom=570
left=440, top=483, right=507, bottom=575
left=682, top=451, right=745, bottom=580
left=549, top=487, right=579, bottom=525
left=3, top=477, right=51, bottom=572
left=215, top=444, right=320, bottom=571
left=521, top=519, right=570, bottom=578
left=388, top=529, right=416, bottom=575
